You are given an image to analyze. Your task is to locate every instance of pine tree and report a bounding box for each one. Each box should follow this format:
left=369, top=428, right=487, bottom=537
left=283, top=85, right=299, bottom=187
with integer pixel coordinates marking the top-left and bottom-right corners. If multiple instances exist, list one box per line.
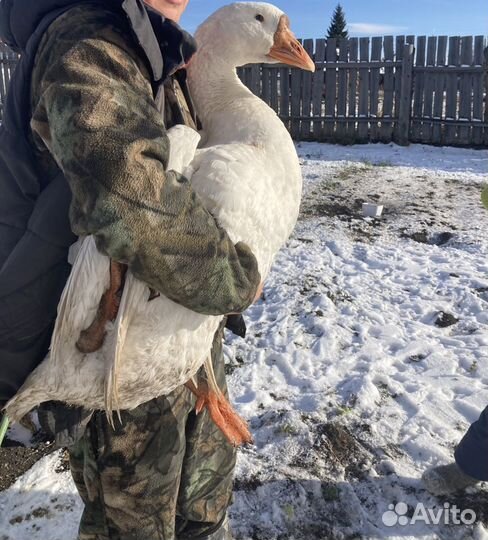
left=327, top=4, right=349, bottom=39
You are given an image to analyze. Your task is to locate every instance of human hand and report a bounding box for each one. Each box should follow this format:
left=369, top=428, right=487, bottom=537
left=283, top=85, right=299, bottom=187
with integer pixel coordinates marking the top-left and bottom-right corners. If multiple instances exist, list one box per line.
left=253, top=282, right=264, bottom=303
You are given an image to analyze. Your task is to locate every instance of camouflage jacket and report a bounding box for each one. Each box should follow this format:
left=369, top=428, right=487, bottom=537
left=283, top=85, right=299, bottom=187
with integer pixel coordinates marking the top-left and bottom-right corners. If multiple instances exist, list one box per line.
left=30, top=3, right=260, bottom=316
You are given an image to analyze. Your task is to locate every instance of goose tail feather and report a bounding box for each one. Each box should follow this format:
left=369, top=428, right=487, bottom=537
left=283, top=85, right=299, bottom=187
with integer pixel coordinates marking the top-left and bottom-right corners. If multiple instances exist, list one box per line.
left=204, top=355, right=221, bottom=397
left=4, top=381, right=48, bottom=424
left=104, top=272, right=146, bottom=425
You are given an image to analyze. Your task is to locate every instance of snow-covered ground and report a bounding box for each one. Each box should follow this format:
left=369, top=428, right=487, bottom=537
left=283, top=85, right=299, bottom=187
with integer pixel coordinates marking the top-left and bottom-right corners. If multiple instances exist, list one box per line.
left=1, top=142, right=487, bottom=540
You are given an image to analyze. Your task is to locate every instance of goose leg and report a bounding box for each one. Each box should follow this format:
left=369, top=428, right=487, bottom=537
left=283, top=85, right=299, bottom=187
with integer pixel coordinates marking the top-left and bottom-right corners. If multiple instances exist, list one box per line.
left=185, top=380, right=253, bottom=447
left=76, top=260, right=127, bottom=353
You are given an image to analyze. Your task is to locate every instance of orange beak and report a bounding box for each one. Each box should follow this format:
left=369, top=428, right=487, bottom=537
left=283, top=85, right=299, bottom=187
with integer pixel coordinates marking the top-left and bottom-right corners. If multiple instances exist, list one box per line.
left=266, top=15, right=315, bottom=72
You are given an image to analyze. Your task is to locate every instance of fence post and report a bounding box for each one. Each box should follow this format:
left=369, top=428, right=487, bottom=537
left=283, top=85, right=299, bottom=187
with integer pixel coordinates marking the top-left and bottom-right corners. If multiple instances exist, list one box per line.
left=397, top=43, right=414, bottom=145
left=484, top=45, right=488, bottom=146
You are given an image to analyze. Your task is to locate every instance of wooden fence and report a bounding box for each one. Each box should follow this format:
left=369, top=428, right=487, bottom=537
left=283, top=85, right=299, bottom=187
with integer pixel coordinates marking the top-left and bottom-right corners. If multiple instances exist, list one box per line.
left=238, top=35, right=488, bottom=147
left=2, top=36, right=488, bottom=146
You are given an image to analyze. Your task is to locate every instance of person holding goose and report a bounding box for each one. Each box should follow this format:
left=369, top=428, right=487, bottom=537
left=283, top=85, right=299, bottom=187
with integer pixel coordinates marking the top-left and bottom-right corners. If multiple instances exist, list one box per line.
left=0, top=0, right=314, bottom=538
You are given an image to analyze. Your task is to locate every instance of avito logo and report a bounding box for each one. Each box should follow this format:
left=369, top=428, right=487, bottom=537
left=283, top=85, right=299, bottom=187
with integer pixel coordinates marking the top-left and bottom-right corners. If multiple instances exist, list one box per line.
left=382, top=502, right=476, bottom=527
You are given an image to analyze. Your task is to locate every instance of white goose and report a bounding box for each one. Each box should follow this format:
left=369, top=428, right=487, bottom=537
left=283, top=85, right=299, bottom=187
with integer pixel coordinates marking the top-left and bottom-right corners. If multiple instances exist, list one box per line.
left=5, top=2, right=314, bottom=444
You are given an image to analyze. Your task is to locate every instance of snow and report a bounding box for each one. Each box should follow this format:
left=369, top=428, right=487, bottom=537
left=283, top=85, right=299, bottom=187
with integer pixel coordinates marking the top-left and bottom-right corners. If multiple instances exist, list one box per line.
left=0, top=452, right=82, bottom=540
left=1, top=142, right=487, bottom=539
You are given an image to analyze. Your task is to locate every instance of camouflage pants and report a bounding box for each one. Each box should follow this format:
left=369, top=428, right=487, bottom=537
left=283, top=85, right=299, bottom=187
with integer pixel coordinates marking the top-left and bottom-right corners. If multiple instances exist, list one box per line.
left=69, top=323, right=236, bottom=540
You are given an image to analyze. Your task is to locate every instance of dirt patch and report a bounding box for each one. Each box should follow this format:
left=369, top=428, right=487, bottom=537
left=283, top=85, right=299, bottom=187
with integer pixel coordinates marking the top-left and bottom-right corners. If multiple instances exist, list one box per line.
left=443, top=489, right=488, bottom=526
left=311, top=202, right=356, bottom=218
left=0, top=439, right=56, bottom=491
left=300, top=165, right=485, bottom=253
left=401, top=229, right=455, bottom=246
left=401, top=230, right=429, bottom=244
left=284, top=419, right=376, bottom=483
left=475, top=287, right=488, bottom=302
left=435, top=311, right=459, bottom=328
left=55, top=448, right=71, bottom=473
left=9, top=506, right=51, bottom=525
left=225, top=353, right=245, bottom=375
left=234, top=474, right=263, bottom=492
left=312, top=422, right=373, bottom=481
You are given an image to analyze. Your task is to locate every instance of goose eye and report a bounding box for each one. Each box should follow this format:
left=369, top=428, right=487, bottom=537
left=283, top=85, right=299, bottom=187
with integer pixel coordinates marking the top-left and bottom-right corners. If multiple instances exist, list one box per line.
left=255, top=14, right=264, bottom=22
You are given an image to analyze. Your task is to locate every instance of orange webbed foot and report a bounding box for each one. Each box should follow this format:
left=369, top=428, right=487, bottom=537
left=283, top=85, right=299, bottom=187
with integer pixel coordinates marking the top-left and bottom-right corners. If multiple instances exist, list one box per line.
left=186, top=380, right=253, bottom=447
left=76, top=260, right=127, bottom=353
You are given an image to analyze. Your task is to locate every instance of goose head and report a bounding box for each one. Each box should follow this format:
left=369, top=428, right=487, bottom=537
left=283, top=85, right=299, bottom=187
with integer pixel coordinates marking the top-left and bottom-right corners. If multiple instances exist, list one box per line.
left=193, top=2, right=315, bottom=72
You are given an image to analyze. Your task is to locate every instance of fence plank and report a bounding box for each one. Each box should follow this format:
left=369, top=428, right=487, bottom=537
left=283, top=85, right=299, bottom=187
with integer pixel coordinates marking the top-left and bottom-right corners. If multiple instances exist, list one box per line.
left=370, top=36, right=382, bottom=141
left=270, top=68, right=278, bottom=113
left=240, top=67, right=248, bottom=89
left=421, top=36, right=440, bottom=143
left=397, top=44, right=415, bottom=145
left=380, top=36, right=395, bottom=142
left=251, top=65, right=261, bottom=96
left=240, top=66, right=249, bottom=89
left=420, top=36, right=437, bottom=143
left=312, top=39, right=326, bottom=140
left=485, top=45, right=488, bottom=146
left=458, top=36, right=473, bottom=145
left=445, top=36, right=461, bottom=145
left=394, top=35, right=406, bottom=123
left=279, top=64, right=290, bottom=132
left=290, top=38, right=304, bottom=139
left=357, top=37, right=370, bottom=141
left=335, top=38, right=349, bottom=142
left=472, top=36, right=485, bottom=145
left=314, top=60, right=400, bottom=69
left=414, top=66, right=482, bottom=73
left=432, top=36, right=447, bottom=144
left=324, top=37, right=337, bottom=140
left=300, top=39, right=314, bottom=140
left=262, top=65, right=270, bottom=103
left=411, top=36, right=426, bottom=141
left=347, top=38, right=359, bottom=140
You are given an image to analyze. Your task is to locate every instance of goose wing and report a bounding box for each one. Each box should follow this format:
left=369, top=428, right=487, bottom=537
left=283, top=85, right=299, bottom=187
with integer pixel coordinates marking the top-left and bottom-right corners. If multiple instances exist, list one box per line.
left=187, top=141, right=296, bottom=277
left=51, top=236, right=110, bottom=367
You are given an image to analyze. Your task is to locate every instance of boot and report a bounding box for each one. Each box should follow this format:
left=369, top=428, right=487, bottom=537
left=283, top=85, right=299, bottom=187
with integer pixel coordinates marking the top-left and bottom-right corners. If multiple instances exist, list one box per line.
left=422, top=462, right=480, bottom=495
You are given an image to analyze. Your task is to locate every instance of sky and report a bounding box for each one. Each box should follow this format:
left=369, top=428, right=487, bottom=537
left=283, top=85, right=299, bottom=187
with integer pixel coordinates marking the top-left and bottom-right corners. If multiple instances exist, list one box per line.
left=181, top=0, right=488, bottom=39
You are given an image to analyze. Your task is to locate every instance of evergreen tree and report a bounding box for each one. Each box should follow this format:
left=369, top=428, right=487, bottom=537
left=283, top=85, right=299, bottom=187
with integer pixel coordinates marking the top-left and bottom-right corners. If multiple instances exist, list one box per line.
left=327, top=4, right=349, bottom=39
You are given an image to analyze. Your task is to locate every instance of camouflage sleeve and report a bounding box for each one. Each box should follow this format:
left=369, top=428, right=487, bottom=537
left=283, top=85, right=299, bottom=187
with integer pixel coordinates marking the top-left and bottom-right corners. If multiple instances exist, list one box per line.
left=30, top=15, right=260, bottom=316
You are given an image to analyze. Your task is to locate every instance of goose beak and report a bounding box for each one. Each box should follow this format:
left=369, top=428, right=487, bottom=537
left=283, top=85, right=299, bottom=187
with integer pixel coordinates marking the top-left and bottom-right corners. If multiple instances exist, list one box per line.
left=267, top=15, right=315, bottom=72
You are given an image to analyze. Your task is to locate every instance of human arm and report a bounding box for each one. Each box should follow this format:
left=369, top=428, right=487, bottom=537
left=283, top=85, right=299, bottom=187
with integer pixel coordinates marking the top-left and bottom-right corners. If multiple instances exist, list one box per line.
left=30, top=11, right=260, bottom=316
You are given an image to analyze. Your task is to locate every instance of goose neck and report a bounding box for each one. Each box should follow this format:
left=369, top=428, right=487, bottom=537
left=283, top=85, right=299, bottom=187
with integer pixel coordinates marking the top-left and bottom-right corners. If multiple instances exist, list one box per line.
left=188, top=48, right=254, bottom=122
